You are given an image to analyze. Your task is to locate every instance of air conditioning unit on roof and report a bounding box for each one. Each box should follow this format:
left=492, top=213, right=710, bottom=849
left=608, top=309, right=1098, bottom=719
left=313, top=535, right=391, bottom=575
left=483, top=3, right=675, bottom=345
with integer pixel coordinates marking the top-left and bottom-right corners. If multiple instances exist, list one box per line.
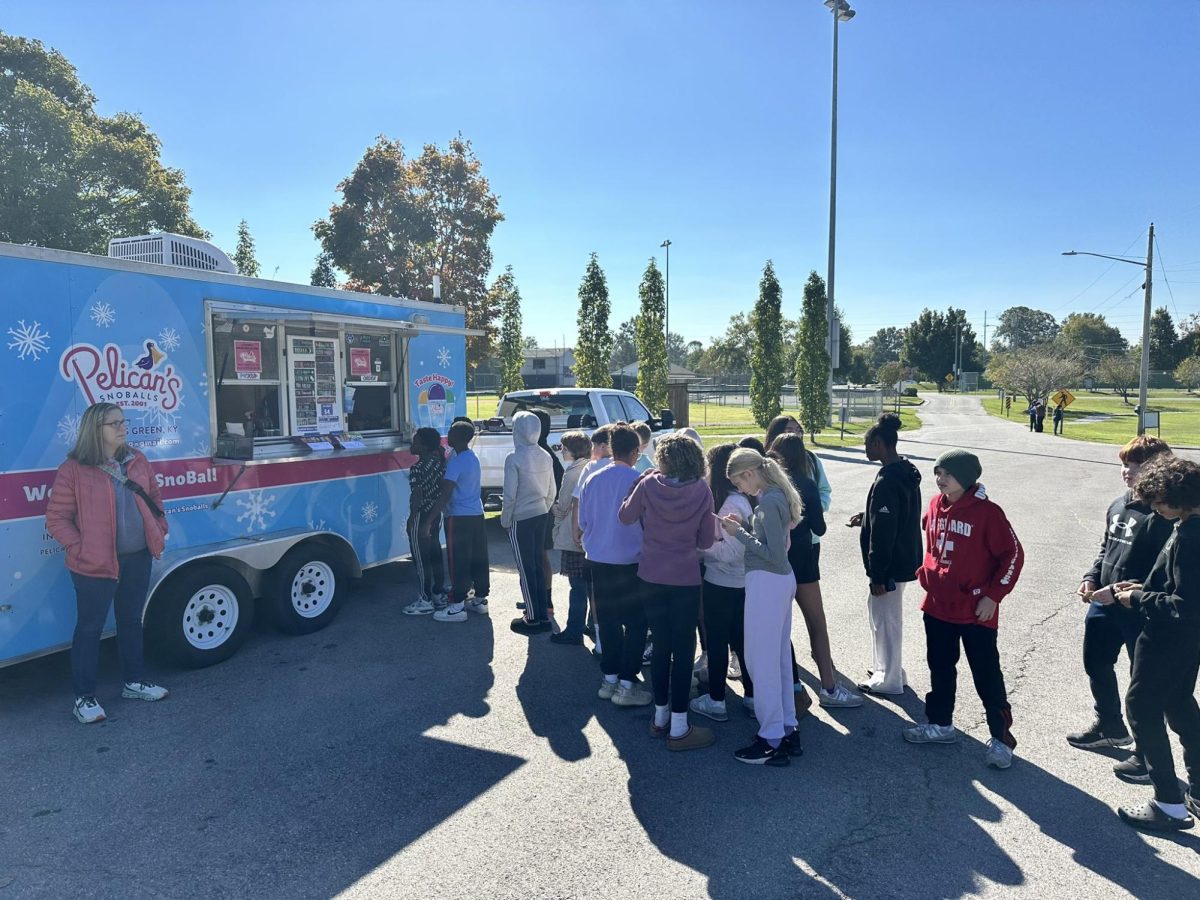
left=108, top=232, right=237, bottom=274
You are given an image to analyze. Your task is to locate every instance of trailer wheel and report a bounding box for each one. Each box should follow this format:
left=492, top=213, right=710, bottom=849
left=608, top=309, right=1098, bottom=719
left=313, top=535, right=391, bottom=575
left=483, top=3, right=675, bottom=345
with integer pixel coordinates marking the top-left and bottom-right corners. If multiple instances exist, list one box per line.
left=267, top=545, right=344, bottom=634
left=148, top=564, right=255, bottom=668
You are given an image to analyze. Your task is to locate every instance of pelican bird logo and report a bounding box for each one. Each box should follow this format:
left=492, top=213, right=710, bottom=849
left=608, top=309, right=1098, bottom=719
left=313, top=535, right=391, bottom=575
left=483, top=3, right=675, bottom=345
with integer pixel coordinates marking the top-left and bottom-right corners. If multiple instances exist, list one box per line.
left=135, top=340, right=166, bottom=370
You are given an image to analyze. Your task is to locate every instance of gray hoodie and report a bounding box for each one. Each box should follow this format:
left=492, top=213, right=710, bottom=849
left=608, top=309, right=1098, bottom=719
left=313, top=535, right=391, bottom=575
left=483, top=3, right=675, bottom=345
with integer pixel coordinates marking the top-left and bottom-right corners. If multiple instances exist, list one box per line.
left=501, top=411, right=558, bottom=529
left=734, top=487, right=794, bottom=576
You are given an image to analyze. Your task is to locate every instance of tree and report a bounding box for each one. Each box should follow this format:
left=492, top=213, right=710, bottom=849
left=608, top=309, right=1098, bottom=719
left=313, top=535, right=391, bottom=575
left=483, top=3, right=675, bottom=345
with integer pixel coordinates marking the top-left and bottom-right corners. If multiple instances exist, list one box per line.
left=1058, top=312, right=1127, bottom=368
left=1096, top=351, right=1140, bottom=404
left=864, top=326, right=904, bottom=371
left=684, top=340, right=705, bottom=370
left=707, top=312, right=752, bottom=375
left=1149, top=307, right=1179, bottom=371
left=902, top=308, right=979, bottom=387
left=310, top=250, right=338, bottom=287
left=634, top=260, right=668, bottom=414
left=0, top=31, right=206, bottom=253
left=610, top=316, right=638, bottom=370
left=232, top=220, right=260, bottom=277
left=493, top=267, right=525, bottom=395
left=1175, top=356, right=1200, bottom=393
left=877, top=361, right=904, bottom=390
left=750, top=261, right=785, bottom=427
left=667, top=332, right=688, bottom=367
left=992, top=306, right=1059, bottom=350
left=985, top=347, right=1084, bottom=406
left=843, top=346, right=871, bottom=385
left=573, top=253, right=613, bottom=388
left=794, top=271, right=831, bottom=434
left=313, top=134, right=503, bottom=371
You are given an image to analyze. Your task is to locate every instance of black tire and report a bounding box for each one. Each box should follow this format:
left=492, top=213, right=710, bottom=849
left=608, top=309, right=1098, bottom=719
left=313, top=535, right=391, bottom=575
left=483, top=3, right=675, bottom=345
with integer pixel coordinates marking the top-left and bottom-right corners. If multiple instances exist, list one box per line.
left=267, top=544, right=345, bottom=635
left=147, top=563, right=255, bottom=668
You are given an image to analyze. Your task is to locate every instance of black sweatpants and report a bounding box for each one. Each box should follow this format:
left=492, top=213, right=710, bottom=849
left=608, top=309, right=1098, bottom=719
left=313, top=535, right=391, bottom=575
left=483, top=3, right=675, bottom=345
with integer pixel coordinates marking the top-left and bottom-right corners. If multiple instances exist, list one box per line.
left=409, top=512, right=445, bottom=600
left=643, top=582, right=702, bottom=713
left=1083, top=602, right=1142, bottom=729
left=923, top=613, right=1016, bottom=747
left=446, top=515, right=490, bottom=605
left=592, top=562, right=648, bottom=681
left=702, top=580, right=750, bottom=702
left=1125, top=624, right=1200, bottom=805
left=510, top=513, right=550, bottom=623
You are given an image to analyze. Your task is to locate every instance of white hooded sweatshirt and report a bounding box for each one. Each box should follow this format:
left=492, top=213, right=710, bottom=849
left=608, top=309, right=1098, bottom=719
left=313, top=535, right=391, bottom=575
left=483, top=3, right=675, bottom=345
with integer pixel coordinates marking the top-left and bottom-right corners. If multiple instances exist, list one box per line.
left=500, top=411, right=558, bottom=529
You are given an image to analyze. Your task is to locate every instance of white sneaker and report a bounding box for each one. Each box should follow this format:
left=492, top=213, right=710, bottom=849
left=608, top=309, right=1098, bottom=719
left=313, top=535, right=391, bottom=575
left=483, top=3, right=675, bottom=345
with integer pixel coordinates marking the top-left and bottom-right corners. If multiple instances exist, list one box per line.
left=464, top=597, right=489, bottom=615
left=612, top=683, right=653, bottom=707
left=903, top=723, right=958, bottom=744
left=433, top=605, right=468, bottom=623
left=122, top=681, right=168, bottom=701
left=727, top=652, right=742, bottom=680
left=74, top=695, right=106, bottom=724
left=598, top=678, right=618, bottom=700
left=985, top=738, right=1014, bottom=769
left=818, top=684, right=865, bottom=708
left=403, top=597, right=435, bottom=615
left=689, top=693, right=729, bottom=722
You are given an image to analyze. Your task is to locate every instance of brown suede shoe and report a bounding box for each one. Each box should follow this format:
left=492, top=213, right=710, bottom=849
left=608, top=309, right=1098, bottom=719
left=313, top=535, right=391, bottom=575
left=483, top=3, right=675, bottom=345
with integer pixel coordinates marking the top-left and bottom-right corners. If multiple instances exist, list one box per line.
left=667, top=725, right=715, bottom=752
left=649, top=720, right=668, bottom=739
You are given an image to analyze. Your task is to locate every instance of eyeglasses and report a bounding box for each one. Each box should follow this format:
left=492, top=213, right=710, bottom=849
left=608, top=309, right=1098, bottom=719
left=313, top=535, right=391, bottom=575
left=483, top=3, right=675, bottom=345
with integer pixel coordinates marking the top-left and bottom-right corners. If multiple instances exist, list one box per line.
left=102, top=419, right=127, bottom=429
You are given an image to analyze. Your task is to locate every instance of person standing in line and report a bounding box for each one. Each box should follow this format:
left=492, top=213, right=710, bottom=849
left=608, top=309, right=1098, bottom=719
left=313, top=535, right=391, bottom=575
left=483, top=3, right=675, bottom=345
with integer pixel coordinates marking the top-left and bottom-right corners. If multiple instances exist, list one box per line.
left=1067, top=437, right=1172, bottom=766
left=1111, top=455, right=1200, bottom=832
left=572, top=424, right=614, bottom=651
left=633, top=422, right=655, bottom=473
left=46, top=402, right=170, bottom=723
left=403, top=427, right=449, bottom=615
left=428, top=421, right=490, bottom=623
left=550, top=430, right=593, bottom=645
left=1053, top=401, right=1065, bottom=436
left=722, top=448, right=805, bottom=766
left=619, top=433, right=716, bottom=751
left=765, top=415, right=833, bottom=514
left=501, top=411, right=558, bottom=635
left=903, top=449, right=1024, bottom=770
left=578, top=424, right=653, bottom=707
left=848, top=413, right=923, bottom=697
left=533, top=410, right=564, bottom=620
left=768, top=433, right=862, bottom=709
left=691, top=443, right=755, bottom=723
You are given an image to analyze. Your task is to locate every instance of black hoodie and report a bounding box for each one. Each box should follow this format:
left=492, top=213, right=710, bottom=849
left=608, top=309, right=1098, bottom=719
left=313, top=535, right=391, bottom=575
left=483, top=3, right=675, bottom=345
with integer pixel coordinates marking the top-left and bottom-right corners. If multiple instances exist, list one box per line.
left=1083, top=490, right=1173, bottom=588
left=860, top=457, right=923, bottom=584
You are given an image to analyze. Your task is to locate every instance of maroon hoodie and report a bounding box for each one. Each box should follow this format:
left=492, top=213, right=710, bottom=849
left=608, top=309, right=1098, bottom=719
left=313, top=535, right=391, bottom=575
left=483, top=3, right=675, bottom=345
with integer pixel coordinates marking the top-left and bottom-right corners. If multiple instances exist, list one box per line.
left=619, top=473, right=715, bottom=586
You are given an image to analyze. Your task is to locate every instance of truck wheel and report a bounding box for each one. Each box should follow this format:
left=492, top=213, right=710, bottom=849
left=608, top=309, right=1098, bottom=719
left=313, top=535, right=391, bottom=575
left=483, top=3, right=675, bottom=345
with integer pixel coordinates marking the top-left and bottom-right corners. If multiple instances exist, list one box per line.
left=267, top=545, right=344, bottom=634
left=148, top=563, right=255, bottom=668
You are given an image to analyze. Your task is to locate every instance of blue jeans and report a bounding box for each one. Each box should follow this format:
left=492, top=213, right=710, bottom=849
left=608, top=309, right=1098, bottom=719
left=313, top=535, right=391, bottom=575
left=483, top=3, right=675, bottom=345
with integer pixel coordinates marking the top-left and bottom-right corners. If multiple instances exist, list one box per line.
left=70, top=549, right=151, bottom=696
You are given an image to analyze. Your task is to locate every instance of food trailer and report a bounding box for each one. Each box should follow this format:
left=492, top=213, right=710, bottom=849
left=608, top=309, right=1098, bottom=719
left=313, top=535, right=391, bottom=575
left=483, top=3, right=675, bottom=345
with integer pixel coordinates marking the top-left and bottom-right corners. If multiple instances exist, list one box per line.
left=0, top=236, right=472, bottom=669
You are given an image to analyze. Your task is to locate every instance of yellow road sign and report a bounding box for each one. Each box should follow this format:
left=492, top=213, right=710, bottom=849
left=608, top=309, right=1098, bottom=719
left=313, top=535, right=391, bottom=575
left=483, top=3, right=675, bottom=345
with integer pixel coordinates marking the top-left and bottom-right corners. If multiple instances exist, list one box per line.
left=1051, top=389, right=1076, bottom=408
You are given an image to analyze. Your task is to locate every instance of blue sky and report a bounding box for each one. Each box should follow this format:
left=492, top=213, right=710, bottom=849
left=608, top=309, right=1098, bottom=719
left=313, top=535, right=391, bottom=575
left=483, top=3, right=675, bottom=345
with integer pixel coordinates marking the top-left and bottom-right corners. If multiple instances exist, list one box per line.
left=6, top=1, right=1199, bottom=348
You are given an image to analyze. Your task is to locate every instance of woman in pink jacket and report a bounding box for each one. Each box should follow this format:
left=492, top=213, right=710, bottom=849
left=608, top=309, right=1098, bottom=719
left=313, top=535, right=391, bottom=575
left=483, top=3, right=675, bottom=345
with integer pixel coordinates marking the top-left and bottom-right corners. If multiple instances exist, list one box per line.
left=46, top=403, right=170, bottom=724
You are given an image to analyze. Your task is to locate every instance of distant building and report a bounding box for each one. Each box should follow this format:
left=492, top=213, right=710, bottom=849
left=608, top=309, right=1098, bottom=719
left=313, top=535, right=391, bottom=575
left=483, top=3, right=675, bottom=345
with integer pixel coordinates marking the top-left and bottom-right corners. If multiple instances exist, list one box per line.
left=522, top=347, right=576, bottom=388
left=611, top=361, right=701, bottom=392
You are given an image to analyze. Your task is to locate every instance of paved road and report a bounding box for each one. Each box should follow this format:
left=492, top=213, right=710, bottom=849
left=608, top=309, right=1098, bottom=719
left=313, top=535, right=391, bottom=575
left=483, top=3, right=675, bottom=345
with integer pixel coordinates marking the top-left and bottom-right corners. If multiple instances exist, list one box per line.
left=2, top=393, right=1198, bottom=899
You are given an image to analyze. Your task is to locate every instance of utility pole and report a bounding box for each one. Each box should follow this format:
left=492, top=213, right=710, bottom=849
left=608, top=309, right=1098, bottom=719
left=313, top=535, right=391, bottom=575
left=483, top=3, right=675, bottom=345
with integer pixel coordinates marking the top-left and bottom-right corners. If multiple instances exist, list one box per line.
left=1138, top=224, right=1154, bottom=434
left=982, top=310, right=988, bottom=351
left=660, top=239, right=672, bottom=359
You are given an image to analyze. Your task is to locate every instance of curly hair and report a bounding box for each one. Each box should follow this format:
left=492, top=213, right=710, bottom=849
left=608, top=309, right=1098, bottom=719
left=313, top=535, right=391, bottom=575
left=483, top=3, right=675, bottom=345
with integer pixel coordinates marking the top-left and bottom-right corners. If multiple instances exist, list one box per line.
left=1134, top=456, right=1200, bottom=510
left=865, top=412, right=902, bottom=450
left=654, top=432, right=707, bottom=482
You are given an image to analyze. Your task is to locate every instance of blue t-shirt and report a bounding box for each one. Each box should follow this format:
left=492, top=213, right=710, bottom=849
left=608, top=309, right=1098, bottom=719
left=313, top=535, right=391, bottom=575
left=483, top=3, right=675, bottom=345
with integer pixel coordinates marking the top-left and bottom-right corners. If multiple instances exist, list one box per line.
left=443, top=448, right=484, bottom=517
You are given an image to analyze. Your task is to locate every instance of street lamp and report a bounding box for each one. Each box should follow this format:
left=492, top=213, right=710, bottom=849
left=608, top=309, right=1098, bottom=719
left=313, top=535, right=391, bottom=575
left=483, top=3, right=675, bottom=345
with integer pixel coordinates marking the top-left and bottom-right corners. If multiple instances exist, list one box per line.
left=660, top=239, right=671, bottom=360
left=824, top=0, right=854, bottom=418
left=1062, top=223, right=1154, bottom=434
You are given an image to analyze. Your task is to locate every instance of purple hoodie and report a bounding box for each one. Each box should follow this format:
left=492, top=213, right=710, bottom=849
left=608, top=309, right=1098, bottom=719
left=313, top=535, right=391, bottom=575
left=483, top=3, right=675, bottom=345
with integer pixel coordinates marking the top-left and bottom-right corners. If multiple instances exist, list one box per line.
left=619, top=473, right=715, bottom=586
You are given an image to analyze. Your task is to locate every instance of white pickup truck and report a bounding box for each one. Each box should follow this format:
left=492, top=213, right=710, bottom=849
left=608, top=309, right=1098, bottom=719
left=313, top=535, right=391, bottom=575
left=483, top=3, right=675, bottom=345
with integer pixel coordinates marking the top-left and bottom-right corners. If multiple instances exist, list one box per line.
left=472, top=388, right=678, bottom=509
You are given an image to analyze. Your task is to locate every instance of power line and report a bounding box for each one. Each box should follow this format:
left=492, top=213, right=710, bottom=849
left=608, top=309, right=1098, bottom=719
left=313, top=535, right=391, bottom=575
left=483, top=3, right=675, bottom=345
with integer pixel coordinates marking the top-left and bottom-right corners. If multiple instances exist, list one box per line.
left=1153, top=231, right=1180, bottom=321
left=1050, top=228, right=1147, bottom=314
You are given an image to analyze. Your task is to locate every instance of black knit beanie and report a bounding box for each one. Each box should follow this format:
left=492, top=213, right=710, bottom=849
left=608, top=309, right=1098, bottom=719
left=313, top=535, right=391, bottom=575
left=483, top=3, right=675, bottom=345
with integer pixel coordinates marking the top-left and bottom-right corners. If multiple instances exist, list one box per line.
left=934, top=448, right=982, bottom=489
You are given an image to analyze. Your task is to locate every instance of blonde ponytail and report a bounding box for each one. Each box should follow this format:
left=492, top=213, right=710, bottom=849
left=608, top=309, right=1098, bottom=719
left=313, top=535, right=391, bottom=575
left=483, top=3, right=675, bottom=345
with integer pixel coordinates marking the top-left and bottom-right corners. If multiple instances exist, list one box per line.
left=726, top=448, right=804, bottom=528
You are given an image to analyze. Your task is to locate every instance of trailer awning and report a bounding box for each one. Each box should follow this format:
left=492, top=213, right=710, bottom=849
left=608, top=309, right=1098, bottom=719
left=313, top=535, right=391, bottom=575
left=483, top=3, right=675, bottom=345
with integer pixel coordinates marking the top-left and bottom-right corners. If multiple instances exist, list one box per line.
left=205, top=300, right=483, bottom=337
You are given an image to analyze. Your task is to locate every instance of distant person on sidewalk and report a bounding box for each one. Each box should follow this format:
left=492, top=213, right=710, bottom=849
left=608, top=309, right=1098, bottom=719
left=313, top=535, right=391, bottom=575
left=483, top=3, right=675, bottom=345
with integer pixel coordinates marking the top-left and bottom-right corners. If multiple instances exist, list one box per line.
left=1027, top=401, right=1038, bottom=432
left=903, top=449, right=1025, bottom=770
left=1111, top=456, right=1200, bottom=832
left=1035, top=401, right=1046, bottom=433
left=1053, top=401, right=1065, bottom=435
left=1068, top=436, right=1172, bottom=765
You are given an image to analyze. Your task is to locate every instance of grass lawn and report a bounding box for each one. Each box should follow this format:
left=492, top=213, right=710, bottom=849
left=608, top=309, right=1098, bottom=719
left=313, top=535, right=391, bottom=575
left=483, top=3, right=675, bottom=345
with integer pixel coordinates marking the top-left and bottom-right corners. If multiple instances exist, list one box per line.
left=980, top=390, right=1200, bottom=447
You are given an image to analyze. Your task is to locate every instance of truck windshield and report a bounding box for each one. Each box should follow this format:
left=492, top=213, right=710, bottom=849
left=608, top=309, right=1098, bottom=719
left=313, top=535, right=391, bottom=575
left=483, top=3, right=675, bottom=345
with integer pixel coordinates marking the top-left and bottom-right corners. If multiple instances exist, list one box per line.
left=497, top=394, right=596, bottom=425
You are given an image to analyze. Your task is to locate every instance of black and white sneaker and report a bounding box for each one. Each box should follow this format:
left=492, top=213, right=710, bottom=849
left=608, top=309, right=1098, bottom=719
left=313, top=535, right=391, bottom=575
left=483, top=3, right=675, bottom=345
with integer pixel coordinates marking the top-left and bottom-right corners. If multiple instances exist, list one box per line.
left=1066, top=719, right=1133, bottom=750
left=73, top=695, right=106, bottom=724
left=781, top=732, right=804, bottom=757
left=734, top=736, right=790, bottom=767
left=1113, top=754, right=1151, bottom=785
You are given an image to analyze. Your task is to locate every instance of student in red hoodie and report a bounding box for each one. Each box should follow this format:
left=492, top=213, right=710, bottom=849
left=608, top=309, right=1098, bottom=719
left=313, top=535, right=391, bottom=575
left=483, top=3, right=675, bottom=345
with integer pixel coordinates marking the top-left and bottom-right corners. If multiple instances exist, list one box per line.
left=904, top=449, right=1024, bottom=770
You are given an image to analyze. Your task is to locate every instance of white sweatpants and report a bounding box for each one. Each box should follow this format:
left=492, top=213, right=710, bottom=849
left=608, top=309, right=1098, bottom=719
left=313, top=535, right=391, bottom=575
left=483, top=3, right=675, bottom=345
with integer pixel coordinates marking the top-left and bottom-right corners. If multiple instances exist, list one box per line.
left=744, top=569, right=799, bottom=742
left=864, top=582, right=907, bottom=694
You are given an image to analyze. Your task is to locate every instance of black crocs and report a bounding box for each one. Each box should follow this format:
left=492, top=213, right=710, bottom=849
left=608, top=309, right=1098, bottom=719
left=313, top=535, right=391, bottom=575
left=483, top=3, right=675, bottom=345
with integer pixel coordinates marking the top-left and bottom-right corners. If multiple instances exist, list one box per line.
left=1117, top=802, right=1195, bottom=832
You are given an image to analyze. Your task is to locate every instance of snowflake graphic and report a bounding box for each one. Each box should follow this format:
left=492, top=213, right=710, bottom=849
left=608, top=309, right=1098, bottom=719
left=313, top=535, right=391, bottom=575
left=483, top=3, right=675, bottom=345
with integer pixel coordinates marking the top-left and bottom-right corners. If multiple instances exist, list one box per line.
left=7, top=320, right=51, bottom=361
left=89, top=302, right=116, bottom=328
left=158, top=327, right=181, bottom=352
left=308, top=518, right=328, bottom=531
left=361, top=501, right=379, bottom=524
left=198, top=373, right=208, bottom=397
left=235, top=490, right=277, bottom=532
left=437, top=346, right=451, bottom=368
left=56, top=414, right=82, bottom=446
left=193, top=440, right=212, bottom=458
left=140, top=405, right=180, bottom=430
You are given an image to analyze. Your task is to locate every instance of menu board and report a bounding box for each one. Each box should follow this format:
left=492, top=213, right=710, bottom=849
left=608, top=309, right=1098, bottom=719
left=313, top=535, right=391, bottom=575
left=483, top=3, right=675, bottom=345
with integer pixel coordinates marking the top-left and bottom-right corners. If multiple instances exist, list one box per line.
left=287, top=336, right=343, bottom=435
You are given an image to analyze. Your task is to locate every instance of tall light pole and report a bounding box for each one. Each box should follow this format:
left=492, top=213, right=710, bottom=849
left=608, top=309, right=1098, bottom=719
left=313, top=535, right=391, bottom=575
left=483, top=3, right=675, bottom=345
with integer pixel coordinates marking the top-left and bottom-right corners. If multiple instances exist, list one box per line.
left=661, top=239, right=672, bottom=362
left=824, top=0, right=855, bottom=419
left=1062, top=223, right=1155, bottom=434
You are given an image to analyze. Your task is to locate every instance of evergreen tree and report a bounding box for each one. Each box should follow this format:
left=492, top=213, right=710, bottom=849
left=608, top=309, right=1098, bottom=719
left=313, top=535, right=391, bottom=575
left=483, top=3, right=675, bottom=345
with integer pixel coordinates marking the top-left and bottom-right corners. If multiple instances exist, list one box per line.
left=634, top=259, right=668, bottom=414
left=232, top=219, right=260, bottom=277
left=494, top=266, right=525, bottom=395
left=310, top=250, right=338, bottom=287
left=574, top=253, right=614, bottom=388
left=1149, top=307, right=1180, bottom=371
left=750, top=260, right=784, bottom=428
left=794, top=271, right=831, bottom=434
